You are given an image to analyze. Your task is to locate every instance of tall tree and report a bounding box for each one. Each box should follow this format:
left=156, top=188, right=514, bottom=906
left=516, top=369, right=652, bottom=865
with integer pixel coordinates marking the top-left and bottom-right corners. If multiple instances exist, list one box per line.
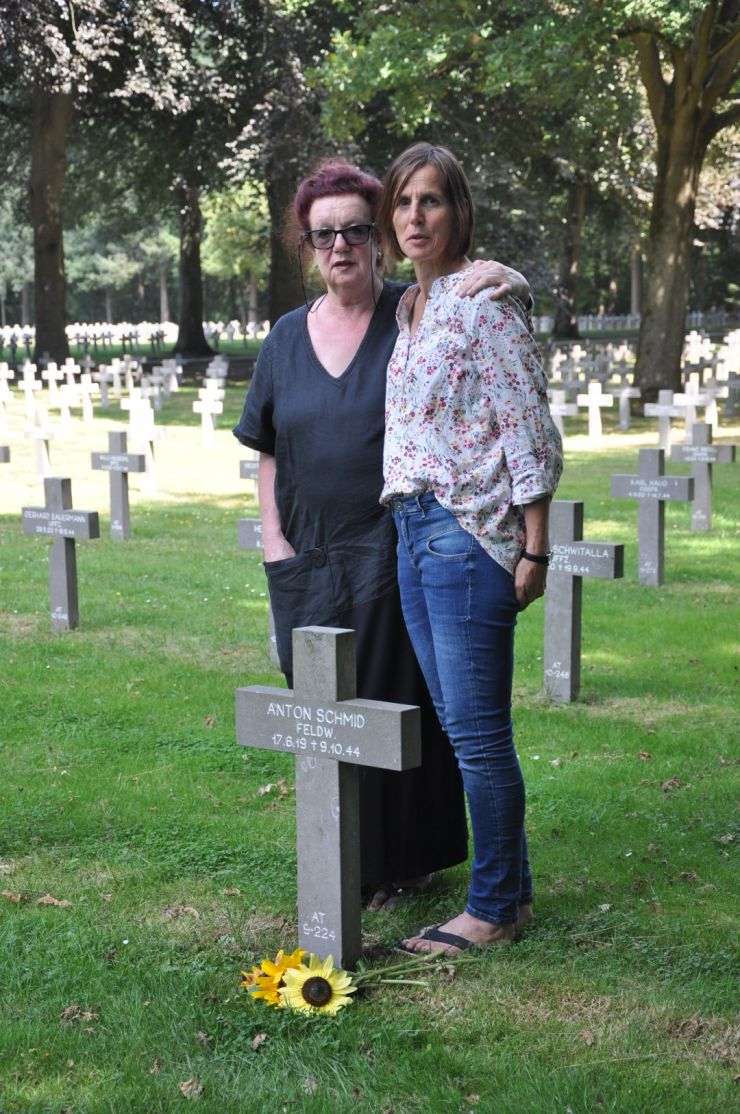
left=0, top=0, right=130, bottom=359
left=317, top=0, right=739, bottom=391
left=316, top=1, right=642, bottom=338
left=626, top=1, right=740, bottom=393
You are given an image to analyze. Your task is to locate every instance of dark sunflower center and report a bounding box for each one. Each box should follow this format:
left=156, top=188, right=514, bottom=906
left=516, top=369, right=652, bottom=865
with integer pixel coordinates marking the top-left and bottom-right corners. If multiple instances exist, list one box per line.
left=302, top=976, right=333, bottom=1007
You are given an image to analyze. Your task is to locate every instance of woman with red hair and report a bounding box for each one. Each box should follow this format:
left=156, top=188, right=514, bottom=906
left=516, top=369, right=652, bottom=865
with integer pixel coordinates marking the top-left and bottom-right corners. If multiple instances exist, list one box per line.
left=234, top=159, right=530, bottom=909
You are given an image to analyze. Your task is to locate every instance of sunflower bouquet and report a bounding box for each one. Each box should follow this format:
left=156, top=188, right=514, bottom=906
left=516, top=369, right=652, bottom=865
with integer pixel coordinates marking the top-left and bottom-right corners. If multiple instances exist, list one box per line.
left=240, top=947, right=460, bottom=1016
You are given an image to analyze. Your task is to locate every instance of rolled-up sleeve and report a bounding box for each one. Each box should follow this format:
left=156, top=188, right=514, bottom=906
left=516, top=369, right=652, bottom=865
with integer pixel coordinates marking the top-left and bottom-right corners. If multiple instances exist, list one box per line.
left=233, top=339, right=276, bottom=454
left=477, top=299, right=562, bottom=506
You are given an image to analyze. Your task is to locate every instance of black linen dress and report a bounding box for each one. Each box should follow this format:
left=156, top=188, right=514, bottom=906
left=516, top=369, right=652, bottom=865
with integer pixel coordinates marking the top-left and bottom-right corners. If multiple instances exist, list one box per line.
left=233, top=281, right=468, bottom=885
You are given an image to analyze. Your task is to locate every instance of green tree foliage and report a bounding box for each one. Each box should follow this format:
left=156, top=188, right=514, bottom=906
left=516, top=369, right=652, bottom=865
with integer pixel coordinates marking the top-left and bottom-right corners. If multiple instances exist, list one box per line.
left=201, top=182, right=269, bottom=329
left=317, top=0, right=740, bottom=388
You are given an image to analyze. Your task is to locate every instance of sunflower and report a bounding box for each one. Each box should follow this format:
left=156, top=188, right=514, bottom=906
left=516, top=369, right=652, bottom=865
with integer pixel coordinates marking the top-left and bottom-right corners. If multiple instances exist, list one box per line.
left=241, top=947, right=307, bottom=1008
left=278, top=954, right=357, bottom=1016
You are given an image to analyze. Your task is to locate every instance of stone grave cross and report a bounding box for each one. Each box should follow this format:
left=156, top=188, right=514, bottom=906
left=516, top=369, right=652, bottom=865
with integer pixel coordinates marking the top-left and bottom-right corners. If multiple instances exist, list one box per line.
left=576, top=380, right=613, bottom=443
left=611, top=448, right=693, bottom=586
left=644, top=390, right=682, bottom=451
left=607, top=384, right=641, bottom=432
left=236, top=626, right=421, bottom=967
left=22, top=477, right=100, bottom=630
left=0, top=446, right=9, bottom=464
left=547, top=389, right=578, bottom=438
left=91, top=431, right=146, bottom=539
left=670, top=422, right=736, bottom=532
left=544, top=501, right=624, bottom=703
left=237, top=512, right=279, bottom=667
left=193, top=380, right=225, bottom=446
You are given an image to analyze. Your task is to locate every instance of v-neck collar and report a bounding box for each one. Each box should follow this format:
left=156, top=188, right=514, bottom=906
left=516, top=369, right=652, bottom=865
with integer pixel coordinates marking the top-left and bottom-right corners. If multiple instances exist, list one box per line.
left=302, top=286, right=387, bottom=384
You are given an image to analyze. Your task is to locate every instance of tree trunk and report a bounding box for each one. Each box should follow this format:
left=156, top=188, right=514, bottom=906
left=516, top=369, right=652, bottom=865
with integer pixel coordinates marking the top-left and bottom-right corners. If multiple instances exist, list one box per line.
left=159, top=262, right=170, bottom=323
left=248, top=270, right=258, bottom=330
left=174, top=184, right=213, bottom=356
left=266, top=167, right=305, bottom=326
left=21, top=282, right=31, bottom=327
left=105, top=289, right=113, bottom=324
left=634, top=120, right=705, bottom=398
left=632, top=8, right=740, bottom=397
left=630, top=245, right=642, bottom=317
left=552, top=180, right=586, bottom=339
left=30, top=87, right=74, bottom=362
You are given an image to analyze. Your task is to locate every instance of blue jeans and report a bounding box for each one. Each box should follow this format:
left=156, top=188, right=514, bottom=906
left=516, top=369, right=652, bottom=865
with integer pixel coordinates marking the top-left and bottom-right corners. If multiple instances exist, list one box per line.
left=391, top=493, right=532, bottom=925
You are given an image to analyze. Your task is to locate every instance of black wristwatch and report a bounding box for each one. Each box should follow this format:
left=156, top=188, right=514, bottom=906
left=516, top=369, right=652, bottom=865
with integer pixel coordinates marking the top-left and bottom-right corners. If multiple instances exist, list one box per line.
left=522, top=550, right=551, bottom=566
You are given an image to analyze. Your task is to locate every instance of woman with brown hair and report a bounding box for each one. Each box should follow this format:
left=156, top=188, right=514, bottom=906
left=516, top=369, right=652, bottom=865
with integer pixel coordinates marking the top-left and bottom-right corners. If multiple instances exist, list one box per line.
left=377, top=143, right=562, bottom=953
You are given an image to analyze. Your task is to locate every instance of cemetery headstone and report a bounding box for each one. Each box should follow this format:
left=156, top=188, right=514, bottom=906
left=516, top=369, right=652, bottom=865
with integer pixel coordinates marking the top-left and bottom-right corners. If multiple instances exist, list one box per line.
left=576, top=380, right=614, bottom=443
left=670, top=422, right=736, bottom=532
left=547, top=389, right=579, bottom=438
left=673, top=377, right=712, bottom=441
left=644, top=390, right=682, bottom=451
left=544, top=501, right=624, bottom=703
left=236, top=626, right=421, bottom=967
left=238, top=515, right=280, bottom=666
left=0, top=446, right=9, bottom=463
left=239, top=457, right=259, bottom=482
left=91, top=431, right=146, bottom=539
left=41, top=362, right=65, bottom=408
left=193, top=382, right=225, bottom=446
left=24, top=407, right=54, bottom=478
left=607, top=385, right=641, bottom=432
left=22, top=477, right=100, bottom=630
left=611, top=448, right=693, bottom=586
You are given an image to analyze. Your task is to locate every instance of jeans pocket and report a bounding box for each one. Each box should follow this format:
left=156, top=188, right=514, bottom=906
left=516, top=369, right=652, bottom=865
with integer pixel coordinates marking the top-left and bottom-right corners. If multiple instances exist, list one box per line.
left=426, top=521, right=475, bottom=560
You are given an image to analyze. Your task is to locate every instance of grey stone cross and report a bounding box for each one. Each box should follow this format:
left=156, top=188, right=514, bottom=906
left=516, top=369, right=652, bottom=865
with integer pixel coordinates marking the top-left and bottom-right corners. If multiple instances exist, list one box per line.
left=91, top=431, right=146, bottom=539
left=22, top=477, right=100, bottom=630
left=236, top=626, right=421, bottom=967
left=544, top=501, right=624, bottom=703
left=611, top=449, right=693, bottom=586
left=607, top=385, right=641, bottom=432
left=644, top=390, right=682, bottom=451
left=670, top=422, right=736, bottom=532
left=0, top=446, right=9, bottom=463
left=547, top=389, right=579, bottom=438
left=237, top=514, right=279, bottom=667
left=239, top=457, right=259, bottom=482
left=576, top=380, right=613, bottom=443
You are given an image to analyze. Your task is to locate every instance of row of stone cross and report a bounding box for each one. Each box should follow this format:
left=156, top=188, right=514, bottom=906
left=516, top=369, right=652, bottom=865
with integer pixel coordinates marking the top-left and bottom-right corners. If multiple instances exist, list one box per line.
left=7, top=429, right=736, bottom=970
left=0, top=354, right=236, bottom=467
left=544, top=328, right=740, bottom=382
left=548, top=374, right=737, bottom=446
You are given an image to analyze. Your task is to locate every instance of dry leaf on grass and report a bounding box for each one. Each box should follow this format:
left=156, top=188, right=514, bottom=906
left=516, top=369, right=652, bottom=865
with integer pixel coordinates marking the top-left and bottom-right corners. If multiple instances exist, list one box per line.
left=221, top=887, right=241, bottom=896
left=204, top=715, right=215, bottom=727
left=163, top=905, right=201, bottom=920
left=1, top=889, right=26, bottom=903
left=60, top=1005, right=98, bottom=1026
left=258, top=777, right=288, bottom=798
left=37, top=893, right=72, bottom=907
left=196, top=1031, right=210, bottom=1046
left=661, top=776, right=686, bottom=792
left=580, top=1028, right=595, bottom=1046
left=179, top=1075, right=204, bottom=1099
left=251, top=1033, right=268, bottom=1051
left=150, top=1057, right=162, bottom=1075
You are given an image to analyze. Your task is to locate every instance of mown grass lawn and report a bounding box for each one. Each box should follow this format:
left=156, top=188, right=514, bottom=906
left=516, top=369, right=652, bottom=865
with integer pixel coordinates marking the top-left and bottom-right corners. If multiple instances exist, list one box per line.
left=1, top=393, right=738, bottom=1114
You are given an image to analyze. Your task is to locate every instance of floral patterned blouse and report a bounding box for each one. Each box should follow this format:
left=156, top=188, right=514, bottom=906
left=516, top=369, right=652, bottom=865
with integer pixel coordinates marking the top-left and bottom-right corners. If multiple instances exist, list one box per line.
left=381, top=271, right=563, bottom=573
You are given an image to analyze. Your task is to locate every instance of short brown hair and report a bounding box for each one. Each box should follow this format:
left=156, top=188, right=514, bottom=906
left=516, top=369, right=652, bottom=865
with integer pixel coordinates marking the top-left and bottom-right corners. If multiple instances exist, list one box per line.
left=376, top=143, right=474, bottom=262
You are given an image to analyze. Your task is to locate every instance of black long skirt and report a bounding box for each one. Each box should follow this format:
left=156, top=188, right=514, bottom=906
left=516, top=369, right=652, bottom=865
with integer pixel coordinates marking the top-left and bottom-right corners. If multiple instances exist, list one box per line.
left=336, top=586, right=469, bottom=886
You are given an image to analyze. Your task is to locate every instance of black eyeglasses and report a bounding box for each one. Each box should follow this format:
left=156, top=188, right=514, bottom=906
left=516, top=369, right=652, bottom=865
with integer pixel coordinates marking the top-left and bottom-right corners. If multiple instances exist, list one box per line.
left=302, top=224, right=375, bottom=250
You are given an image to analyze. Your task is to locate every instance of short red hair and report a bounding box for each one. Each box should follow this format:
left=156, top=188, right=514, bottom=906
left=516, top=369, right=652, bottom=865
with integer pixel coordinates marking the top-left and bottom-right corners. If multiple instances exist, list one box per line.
left=294, top=160, right=383, bottom=230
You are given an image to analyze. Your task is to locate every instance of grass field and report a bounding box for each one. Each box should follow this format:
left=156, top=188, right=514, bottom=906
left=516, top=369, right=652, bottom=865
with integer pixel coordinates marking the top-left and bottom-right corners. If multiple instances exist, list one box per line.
left=1, top=389, right=738, bottom=1113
